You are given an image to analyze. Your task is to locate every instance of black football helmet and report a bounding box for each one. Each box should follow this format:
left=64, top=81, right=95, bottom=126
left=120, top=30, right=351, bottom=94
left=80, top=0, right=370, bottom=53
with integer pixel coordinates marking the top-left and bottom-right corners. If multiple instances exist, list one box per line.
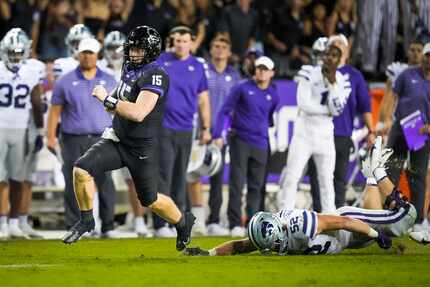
left=124, top=26, right=162, bottom=69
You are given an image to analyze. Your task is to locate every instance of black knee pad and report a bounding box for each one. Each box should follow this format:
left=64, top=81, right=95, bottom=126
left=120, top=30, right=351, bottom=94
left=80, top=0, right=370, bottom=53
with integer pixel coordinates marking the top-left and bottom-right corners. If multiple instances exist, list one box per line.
left=74, top=155, right=97, bottom=177
left=136, top=190, right=157, bottom=207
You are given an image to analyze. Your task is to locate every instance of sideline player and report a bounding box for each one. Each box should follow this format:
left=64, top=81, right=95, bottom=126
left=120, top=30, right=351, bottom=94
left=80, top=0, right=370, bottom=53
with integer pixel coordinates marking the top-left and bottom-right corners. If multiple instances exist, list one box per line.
left=62, top=26, right=195, bottom=251
left=0, top=28, right=44, bottom=239
left=278, top=43, right=351, bottom=212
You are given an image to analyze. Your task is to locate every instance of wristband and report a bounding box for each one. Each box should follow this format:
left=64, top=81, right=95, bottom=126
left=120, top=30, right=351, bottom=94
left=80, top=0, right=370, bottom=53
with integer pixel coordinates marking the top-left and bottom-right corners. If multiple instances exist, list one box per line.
left=367, top=228, right=379, bottom=238
left=373, top=167, right=387, bottom=182
left=208, top=249, right=217, bottom=256
left=37, top=128, right=44, bottom=136
left=103, top=96, right=118, bottom=110
left=366, top=177, right=378, bottom=186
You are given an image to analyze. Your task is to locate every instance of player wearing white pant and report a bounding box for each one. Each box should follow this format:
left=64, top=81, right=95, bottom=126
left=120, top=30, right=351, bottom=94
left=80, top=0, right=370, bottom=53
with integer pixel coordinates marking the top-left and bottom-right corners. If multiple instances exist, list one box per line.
left=278, top=44, right=351, bottom=212
left=0, top=29, right=45, bottom=239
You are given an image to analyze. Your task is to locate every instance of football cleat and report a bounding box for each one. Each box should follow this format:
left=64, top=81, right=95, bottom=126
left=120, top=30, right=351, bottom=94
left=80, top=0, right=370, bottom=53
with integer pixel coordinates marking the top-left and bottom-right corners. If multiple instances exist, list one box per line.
left=176, top=212, right=196, bottom=251
left=62, top=220, right=95, bottom=244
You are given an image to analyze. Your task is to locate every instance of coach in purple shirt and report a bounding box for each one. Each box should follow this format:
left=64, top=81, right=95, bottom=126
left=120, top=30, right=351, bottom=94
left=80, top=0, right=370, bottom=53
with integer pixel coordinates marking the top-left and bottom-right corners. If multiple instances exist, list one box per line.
left=386, top=43, right=430, bottom=226
left=153, top=26, right=211, bottom=237
left=47, top=38, right=117, bottom=234
left=308, top=35, right=375, bottom=211
left=213, top=56, right=279, bottom=235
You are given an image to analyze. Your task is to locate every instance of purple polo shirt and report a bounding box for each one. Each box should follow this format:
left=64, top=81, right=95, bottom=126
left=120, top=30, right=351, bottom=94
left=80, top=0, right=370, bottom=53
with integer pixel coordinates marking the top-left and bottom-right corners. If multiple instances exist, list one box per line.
left=157, top=52, right=208, bottom=131
left=394, top=67, right=430, bottom=123
left=51, top=67, right=116, bottom=135
left=213, top=79, right=279, bottom=150
left=333, top=64, right=371, bottom=137
left=206, top=62, right=241, bottom=129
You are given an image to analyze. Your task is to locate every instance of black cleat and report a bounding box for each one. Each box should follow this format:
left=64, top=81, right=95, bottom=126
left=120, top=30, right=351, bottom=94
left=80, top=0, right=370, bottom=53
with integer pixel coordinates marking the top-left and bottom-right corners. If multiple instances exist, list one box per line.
left=176, top=212, right=196, bottom=251
left=62, top=220, right=94, bottom=244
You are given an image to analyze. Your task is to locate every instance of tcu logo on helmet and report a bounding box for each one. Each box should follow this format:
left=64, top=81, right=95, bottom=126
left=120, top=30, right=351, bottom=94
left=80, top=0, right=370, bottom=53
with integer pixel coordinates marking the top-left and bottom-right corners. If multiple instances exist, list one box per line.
left=261, top=221, right=275, bottom=239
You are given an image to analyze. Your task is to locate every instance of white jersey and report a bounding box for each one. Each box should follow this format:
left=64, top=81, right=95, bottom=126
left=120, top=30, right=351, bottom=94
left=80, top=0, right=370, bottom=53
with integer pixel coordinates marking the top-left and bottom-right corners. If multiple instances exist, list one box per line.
left=0, top=59, right=46, bottom=129
left=294, top=65, right=351, bottom=117
left=385, top=62, right=408, bottom=87
left=275, top=205, right=416, bottom=255
left=53, top=56, right=78, bottom=79
left=97, top=58, right=121, bottom=82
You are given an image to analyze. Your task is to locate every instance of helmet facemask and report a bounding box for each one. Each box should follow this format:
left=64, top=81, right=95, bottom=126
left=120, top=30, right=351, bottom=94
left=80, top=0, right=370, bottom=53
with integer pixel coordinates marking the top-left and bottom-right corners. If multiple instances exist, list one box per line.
left=248, top=212, right=288, bottom=255
left=0, top=28, right=31, bottom=73
left=124, top=26, right=161, bottom=70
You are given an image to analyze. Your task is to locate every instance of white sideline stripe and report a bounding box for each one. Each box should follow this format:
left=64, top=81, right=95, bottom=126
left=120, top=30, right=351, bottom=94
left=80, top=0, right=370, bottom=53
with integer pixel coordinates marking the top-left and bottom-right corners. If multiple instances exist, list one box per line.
left=0, top=264, right=59, bottom=268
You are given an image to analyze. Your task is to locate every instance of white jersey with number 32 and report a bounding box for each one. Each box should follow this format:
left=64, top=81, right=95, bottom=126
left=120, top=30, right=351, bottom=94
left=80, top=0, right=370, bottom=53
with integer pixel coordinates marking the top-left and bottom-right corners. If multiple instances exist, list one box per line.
left=0, top=59, right=46, bottom=129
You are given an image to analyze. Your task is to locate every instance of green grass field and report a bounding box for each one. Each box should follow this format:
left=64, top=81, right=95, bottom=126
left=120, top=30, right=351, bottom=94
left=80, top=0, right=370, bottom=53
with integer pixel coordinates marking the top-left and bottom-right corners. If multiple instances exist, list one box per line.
left=1, top=237, right=429, bottom=287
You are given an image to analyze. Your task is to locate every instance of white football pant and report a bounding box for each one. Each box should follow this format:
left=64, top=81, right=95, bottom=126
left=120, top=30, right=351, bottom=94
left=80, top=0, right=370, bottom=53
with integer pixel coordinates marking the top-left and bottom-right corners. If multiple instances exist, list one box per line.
left=278, top=113, right=336, bottom=212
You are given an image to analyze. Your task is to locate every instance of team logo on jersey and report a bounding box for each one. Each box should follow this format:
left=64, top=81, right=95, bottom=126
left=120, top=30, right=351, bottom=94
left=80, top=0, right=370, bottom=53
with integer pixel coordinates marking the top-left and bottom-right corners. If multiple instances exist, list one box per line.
left=225, top=75, right=232, bottom=82
left=72, top=81, right=79, bottom=86
left=266, top=94, right=272, bottom=101
left=164, top=62, right=171, bottom=67
left=411, top=79, right=418, bottom=84
left=248, top=91, right=254, bottom=95
left=99, top=80, right=106, bottom=85
left=261, top=221, right=274, bottom=239
left=188, top=65, right=195, bottom=72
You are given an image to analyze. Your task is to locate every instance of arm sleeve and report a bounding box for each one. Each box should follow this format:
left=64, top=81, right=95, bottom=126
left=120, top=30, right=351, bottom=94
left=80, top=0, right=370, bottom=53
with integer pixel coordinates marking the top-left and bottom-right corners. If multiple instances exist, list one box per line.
left=136, top=69, right=169, bottom=98
left=212, top=84, right=241, bottom=138
left=51, top=82, right=65, bottom=105
left=355, top=72, right=371, bottom=114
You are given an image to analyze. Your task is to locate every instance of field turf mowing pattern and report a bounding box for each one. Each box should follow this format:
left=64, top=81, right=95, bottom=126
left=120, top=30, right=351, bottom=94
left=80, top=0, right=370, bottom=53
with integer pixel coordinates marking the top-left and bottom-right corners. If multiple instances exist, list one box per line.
left=0, top=236, right=429, bottom=287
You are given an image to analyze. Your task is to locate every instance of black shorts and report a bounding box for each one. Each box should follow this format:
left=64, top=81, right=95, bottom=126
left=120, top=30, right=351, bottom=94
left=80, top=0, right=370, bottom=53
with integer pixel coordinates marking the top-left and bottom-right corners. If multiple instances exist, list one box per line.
left=74, top=139, right=158, bottom=206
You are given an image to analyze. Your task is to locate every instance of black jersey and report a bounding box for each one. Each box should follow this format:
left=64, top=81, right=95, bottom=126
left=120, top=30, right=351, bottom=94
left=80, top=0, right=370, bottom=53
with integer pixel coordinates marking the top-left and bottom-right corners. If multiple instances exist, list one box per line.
left=113, top=61, right=169, bottom=147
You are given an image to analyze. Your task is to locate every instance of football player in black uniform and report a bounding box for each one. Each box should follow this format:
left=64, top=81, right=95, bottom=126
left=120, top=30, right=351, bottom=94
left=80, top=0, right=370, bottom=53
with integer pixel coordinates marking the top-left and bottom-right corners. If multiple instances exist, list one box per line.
left=62, top=26, right=196, bottom=251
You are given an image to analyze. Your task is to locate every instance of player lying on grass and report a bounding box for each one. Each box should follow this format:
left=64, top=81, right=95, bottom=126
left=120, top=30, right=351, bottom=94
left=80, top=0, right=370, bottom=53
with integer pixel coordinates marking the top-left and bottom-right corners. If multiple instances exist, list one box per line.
left=184, top=137, right=417, bottom=255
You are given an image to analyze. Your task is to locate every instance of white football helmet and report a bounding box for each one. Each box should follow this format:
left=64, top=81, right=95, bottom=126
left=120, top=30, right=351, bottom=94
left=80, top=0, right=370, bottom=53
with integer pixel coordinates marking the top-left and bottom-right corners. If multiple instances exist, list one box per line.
left=186, top=142, right=223, bottom=183
left=311, top=37, right=328, bottom=66
left=248, top=212, right=288, bottom=255
left=103, top=31, right=126, bottom=69
left=0, top=28, right=32, bottom=72
left=65, top=24, right=94, bottom=57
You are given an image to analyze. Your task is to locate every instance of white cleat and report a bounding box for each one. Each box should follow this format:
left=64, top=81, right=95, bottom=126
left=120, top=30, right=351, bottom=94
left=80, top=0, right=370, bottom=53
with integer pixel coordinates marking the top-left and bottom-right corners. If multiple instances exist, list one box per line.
left=19, top=222, right=43, bottom=239
left=410, top=231, right=430, bottom=245
left=8, top=224, right=28, bottom=239
left=230, top=226, right=245, bottom=237
left=207, top=223, right=229, bottom=236
left=0, top=223, right=9, bottom=240
left=154, top=226, right=176, bottom=238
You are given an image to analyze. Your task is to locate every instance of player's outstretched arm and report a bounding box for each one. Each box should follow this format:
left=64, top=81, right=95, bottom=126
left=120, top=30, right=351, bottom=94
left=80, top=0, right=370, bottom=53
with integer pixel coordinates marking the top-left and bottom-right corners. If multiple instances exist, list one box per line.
left=184, top=239, right=257, bottom=256
left=317, top=214, right=392, bottom=249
